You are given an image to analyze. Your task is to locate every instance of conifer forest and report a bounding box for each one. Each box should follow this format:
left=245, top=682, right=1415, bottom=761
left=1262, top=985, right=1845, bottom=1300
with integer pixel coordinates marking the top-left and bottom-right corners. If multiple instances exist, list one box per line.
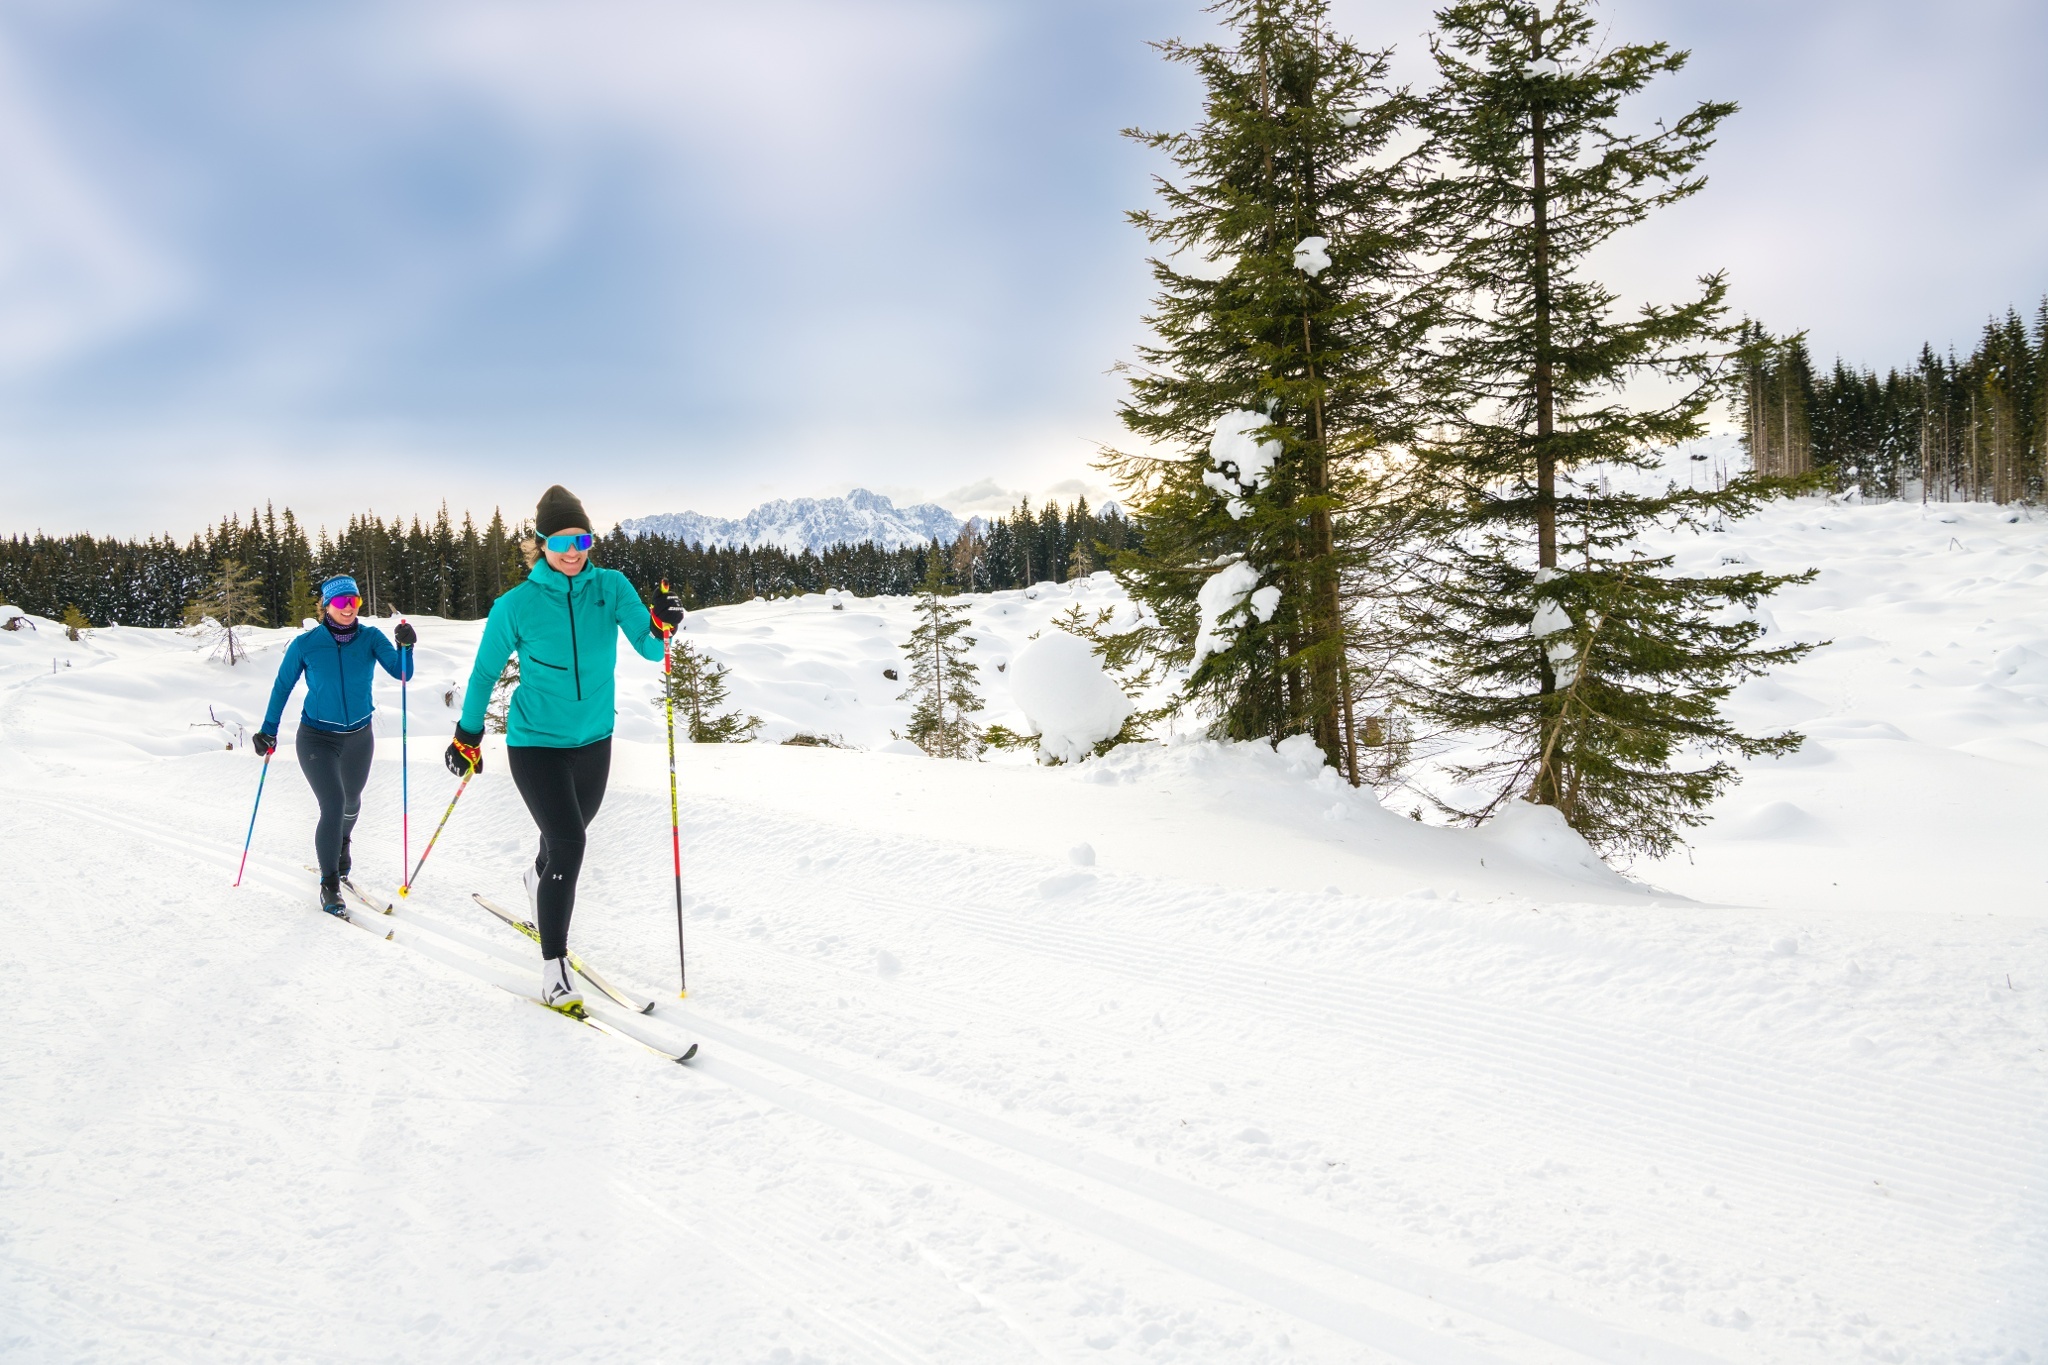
left=0, top=498, right=1134, bottom=631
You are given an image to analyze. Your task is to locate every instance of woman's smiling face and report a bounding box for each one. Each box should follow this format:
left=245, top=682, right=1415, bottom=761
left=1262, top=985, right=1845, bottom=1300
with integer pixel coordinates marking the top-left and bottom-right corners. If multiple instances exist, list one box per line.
left=544, top=528, right=590, bottom=577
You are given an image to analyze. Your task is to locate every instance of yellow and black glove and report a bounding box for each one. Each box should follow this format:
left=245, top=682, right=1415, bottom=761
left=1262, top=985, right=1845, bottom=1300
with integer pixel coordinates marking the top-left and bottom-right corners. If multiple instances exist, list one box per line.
left=445, top=724, right=483, bottom=777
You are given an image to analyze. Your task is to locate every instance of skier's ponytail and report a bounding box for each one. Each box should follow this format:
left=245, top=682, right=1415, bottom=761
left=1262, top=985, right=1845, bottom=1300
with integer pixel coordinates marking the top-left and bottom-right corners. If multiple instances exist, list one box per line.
left=518, top=533, right=541, bottom=568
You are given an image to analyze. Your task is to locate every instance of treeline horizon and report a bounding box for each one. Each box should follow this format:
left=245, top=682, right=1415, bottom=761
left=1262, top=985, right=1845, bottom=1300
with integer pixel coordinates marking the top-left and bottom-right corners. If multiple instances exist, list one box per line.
left=1742, top=297, right=2047, bottom=502
left=0, top=497, right=1138, bottom=629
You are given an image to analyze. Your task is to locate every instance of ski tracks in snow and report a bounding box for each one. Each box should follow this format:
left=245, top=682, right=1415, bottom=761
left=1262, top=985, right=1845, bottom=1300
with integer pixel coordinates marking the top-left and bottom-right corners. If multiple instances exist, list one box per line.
left=12, top=790, right=1716, bottom=1365
left=634, top=792, right=2046, bottom=1364
left=8, top=782, right=2043, bottom=1364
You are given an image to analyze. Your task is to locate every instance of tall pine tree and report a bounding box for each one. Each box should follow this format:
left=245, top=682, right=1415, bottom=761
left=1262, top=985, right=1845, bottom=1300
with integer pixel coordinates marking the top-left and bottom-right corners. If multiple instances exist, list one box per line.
left=1107, top=0, right=1427, bottom=781
left=1408, top=0, right=1813, bottom=856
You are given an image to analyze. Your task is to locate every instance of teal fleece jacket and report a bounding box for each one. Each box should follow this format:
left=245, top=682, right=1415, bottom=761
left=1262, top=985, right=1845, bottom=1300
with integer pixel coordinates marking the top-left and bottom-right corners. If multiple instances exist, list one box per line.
left=458, top=560, right=664, bottom=748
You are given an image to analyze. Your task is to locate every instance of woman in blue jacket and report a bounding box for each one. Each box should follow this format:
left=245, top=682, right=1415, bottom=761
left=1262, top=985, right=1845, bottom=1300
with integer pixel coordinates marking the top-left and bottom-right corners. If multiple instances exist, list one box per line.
left=446, top=485, right=684, bottom=1013
left=256, top=575, right=415, bottom=914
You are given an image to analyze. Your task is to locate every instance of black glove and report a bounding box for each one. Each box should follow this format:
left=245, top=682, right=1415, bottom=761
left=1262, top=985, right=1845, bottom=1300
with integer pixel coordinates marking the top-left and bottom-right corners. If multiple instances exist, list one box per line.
left=393, top=620, right=417, bottom=648
left=649, top=583, right=686, bottom=638
left=253, top=732, right=277, bottom=757
left=446, top=724, right=483, bottom=777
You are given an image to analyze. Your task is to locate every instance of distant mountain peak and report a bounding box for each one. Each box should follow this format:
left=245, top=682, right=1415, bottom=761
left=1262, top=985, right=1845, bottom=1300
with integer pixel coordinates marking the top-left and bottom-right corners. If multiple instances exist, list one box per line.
left=619, top=489, right=962, bottom=554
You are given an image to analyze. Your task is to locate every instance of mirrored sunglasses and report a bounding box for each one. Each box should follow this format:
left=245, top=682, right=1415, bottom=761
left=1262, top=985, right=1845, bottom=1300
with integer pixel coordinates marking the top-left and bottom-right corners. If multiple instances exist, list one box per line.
left=544, top=533, right=595, bottom=552
left=327, top=594, right=361, bottom=612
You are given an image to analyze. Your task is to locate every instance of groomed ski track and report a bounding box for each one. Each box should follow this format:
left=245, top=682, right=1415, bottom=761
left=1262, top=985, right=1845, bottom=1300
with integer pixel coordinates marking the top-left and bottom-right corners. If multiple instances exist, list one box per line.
left=6, top=777, right=2040, bottom=1364
left=14, top=793, right=1694, bottom=1365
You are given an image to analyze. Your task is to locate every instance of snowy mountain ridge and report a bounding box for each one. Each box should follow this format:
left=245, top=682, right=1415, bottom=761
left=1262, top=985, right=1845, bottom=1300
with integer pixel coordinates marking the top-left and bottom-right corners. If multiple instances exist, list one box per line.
left=619, top=488, right=963, bottom=553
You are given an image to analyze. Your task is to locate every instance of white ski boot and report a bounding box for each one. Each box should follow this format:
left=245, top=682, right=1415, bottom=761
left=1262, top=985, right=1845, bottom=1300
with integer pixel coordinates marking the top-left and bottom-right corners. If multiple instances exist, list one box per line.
left=539, top=956, right=584, bottom=1015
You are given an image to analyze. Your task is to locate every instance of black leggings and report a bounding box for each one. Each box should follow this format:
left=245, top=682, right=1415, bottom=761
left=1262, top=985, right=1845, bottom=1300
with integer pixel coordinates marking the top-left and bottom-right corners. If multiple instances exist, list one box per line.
left=507, top=739, right=612, bottom=960
left=296, top=724, right=374, bottom=883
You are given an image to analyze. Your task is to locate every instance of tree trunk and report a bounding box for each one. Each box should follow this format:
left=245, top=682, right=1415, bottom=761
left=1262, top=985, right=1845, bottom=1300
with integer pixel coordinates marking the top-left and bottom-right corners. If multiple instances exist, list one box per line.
left=1529, top=28, right=1561, bottom=809
left=1531, top=100, right=1556, bottom=573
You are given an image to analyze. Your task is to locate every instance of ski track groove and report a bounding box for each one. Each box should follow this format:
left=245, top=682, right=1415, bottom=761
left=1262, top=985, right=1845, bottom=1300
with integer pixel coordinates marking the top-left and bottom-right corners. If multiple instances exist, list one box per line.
left=696, top=846, right=2032, bottom=1228
left=22, top=792, right=1714, bottom=1365
left=684, top=789, right=2032, bottom=1135
left=922, top=899, right=2024, bottom=1205
left=12, top=802, right=965, bottom=1365
left=612, top=1177, right=1036, bottom=1365
left=662, top=848, right=2030, bottom=1255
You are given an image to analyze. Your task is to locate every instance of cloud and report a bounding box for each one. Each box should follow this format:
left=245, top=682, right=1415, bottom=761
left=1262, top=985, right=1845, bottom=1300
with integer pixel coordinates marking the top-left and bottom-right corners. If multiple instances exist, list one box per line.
left=1042, top=477, right=1113, bottom=505
left=937, top=477, right=1023, bottom=514
left=399, top=0, right=997, bottom=220
left=0, top=35, right=185, bottom=372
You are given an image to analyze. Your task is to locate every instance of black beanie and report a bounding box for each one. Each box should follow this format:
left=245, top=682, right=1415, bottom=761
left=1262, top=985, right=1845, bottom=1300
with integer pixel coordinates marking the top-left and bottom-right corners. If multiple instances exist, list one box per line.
left=535, top=485, right=591, bottom=537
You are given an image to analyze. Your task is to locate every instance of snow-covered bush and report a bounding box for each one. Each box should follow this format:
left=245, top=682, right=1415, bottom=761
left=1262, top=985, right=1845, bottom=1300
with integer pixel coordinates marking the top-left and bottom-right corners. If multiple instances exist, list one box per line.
left=1007, top=631, right=1133, bottom=764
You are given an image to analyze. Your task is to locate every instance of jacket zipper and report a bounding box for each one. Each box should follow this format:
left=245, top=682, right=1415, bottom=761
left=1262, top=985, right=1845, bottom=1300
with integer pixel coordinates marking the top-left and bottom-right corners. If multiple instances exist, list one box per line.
left=566, top=576, right=583, bottom=700
left=335, top=637, right=352, bottom=726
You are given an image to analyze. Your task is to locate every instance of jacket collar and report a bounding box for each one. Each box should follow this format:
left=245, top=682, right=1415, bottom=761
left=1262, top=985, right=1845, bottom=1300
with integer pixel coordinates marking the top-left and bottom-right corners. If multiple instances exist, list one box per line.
left=527, top=557, right=595, bottom=597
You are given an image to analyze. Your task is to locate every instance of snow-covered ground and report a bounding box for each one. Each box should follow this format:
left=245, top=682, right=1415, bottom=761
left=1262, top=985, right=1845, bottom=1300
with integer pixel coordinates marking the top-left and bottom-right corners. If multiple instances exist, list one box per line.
left=1, top=500, right=2042, bottom=1364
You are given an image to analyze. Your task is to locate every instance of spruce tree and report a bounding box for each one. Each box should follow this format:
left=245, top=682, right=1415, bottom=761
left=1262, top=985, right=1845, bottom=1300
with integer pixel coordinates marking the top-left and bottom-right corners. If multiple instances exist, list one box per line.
left=897, top=559, right=983, bottom=759
left=1409, top=0, right=1814, bottom=856
left=1107, top=0, right=1427, bottom=781
left=182, top=560, right=263, bottom=665
left=284, top=571, right=321, bottom=627
left=656, top=641, right=762, bottom=743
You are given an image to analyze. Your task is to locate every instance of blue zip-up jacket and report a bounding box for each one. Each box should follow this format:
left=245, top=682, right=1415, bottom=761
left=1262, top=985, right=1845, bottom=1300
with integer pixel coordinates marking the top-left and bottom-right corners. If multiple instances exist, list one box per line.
left=262, top=623, right=413, bottom=735
left=458, top=559, right=664, bottom=748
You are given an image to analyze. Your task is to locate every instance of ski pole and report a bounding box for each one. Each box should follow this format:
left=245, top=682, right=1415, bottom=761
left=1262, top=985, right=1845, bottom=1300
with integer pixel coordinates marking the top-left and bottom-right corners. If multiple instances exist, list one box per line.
left=662, top=581, right=686, bottom=997
left=403, top=768, right=472, bottom=897
left=234, top=752, right=272, bottom=888
left=399, top=624, right=410, bottom=891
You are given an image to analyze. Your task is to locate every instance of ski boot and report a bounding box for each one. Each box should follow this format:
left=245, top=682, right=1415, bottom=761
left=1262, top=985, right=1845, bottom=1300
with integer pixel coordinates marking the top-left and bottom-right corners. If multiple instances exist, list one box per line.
left=540, top=957, right=584, bottom=1016
left=318, top=877, right=346, bottom=917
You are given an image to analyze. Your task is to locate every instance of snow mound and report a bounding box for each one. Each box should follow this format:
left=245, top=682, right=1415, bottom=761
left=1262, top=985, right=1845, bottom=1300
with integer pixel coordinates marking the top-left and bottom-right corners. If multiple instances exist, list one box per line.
left=1724, top=800, right=1832, bottom=842
left=1008, top=631, right=1132, bottom=763
left=1476, top=801, right=1621, bottom=884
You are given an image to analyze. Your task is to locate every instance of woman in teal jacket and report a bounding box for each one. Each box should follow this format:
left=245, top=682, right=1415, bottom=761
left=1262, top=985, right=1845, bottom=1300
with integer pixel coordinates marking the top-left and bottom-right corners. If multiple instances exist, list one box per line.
left=256, top=575, right=415, bottom=914
left=448, top=485, right=685, bottom=1013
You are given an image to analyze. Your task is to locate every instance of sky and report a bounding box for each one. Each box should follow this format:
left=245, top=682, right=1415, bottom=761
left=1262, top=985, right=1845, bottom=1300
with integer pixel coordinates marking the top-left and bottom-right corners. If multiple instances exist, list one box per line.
left=2, top=0, right=2044, bottom=540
